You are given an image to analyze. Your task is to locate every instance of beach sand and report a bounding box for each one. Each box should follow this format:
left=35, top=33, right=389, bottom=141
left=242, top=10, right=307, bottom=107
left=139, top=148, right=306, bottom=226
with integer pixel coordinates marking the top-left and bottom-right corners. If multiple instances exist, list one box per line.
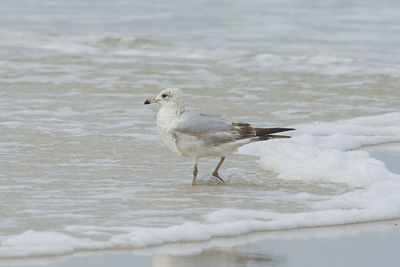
left=2, top=144, right=399, bottom=267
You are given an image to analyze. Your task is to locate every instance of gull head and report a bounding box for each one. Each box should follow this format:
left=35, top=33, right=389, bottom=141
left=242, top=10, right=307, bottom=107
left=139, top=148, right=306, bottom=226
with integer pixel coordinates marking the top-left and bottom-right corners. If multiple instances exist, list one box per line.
left=144, top=88, right=183, bottom=107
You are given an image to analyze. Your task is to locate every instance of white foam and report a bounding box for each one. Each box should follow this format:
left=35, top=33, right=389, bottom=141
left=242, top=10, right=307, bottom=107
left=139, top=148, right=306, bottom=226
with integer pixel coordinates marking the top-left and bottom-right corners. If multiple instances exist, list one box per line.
left=2, top=206, right=398, bottom=259
left=253, top=112, right=400, bottom=185
left=306, top=55, right=353, bottom=65
left=240, top=112, right=400, bottom=155
left=237, top=112, right=400, bottom=226
left=1, top=113, right=400, bottom=259
left=0, top=230, right=109, bottom=258
left=258, top=140, right=397, bottom=186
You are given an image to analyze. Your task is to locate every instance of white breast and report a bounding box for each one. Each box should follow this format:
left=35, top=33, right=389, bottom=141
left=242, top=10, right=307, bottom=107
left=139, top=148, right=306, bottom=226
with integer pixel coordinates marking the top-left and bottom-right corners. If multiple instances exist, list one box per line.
left=156, top=105, right=181, bottom=155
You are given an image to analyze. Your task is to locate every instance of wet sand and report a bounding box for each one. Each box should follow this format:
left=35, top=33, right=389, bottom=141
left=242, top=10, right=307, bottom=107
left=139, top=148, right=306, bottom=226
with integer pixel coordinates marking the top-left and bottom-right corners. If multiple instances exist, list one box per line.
left=3, top=220, right=399, bottom=267
left=2, top=144, right=399, bottom=267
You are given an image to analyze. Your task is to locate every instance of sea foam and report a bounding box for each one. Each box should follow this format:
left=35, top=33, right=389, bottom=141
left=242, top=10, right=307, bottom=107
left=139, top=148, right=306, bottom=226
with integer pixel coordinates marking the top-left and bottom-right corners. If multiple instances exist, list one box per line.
left=240, top=112, right=400, bottom=186
left=1, top=112, right=400, bottom=259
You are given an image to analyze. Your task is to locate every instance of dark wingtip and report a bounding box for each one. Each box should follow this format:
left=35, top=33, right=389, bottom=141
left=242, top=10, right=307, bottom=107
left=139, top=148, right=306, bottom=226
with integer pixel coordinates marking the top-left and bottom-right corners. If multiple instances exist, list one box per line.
left=256, top=127, right=295, bottom=136
left=268, top=134, right=292, bottom=139
left=281, top=128, right=295, bottom=132
left=144, top=99, right=150, bottom=105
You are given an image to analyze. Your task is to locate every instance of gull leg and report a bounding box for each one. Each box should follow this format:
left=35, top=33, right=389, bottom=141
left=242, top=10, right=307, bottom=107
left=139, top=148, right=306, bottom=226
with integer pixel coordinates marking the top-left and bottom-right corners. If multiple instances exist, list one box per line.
left=192, top=163, right=198, bottom=185
left=212, top=157, right=225, bottom=184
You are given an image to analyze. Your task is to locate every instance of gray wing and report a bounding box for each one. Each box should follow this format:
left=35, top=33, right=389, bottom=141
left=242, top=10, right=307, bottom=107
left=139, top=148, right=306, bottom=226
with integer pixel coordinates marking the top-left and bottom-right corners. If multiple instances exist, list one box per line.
left=174, top=112, right=256, bottom=146
left=174, top=112, right=230, bottom=133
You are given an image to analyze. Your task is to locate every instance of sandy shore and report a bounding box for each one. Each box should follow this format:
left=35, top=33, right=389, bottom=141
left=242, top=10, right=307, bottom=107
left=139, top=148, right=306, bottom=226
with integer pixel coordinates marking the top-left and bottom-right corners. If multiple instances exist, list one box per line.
left=2, top=144, right=399, bottom=267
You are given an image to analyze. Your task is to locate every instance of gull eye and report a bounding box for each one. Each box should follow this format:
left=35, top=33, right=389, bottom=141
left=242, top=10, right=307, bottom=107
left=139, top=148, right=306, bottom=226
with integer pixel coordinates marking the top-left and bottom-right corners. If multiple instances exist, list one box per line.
left=161, top=93, right=168, bottom=98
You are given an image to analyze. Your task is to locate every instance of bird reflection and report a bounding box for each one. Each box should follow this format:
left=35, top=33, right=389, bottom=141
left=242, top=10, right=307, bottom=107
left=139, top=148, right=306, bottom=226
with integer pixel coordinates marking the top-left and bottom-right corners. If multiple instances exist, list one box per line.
left=152, top=248, right=281, bottom=267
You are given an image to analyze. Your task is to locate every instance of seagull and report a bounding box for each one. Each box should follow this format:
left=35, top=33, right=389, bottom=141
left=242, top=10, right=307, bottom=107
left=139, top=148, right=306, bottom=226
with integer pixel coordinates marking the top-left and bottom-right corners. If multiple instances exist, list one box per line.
left=144, top=88, right=294, bottom=185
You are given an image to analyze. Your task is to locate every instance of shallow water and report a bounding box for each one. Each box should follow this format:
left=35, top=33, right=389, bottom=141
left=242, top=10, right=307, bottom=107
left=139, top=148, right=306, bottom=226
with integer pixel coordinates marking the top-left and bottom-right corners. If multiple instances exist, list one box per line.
left=1, top=0, right=400, bottom=259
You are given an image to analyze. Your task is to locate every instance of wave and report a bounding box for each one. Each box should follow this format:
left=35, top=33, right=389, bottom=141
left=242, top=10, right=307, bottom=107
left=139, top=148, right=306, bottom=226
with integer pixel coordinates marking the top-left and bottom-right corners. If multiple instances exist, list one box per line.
left=1, top=205, right=399, bottom=259
left=93, top=36, right=163, bottom=49
left=31, top=35, right=165, bottom=55
left=1, top=112, right=400, bottom=259
left=235, top=53, right=399, bottom=76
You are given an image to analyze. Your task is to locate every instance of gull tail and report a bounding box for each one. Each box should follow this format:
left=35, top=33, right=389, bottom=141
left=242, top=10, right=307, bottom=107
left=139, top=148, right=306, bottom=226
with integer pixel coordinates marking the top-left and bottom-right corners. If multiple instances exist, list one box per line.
left=252, top=127, right=295, bottom=141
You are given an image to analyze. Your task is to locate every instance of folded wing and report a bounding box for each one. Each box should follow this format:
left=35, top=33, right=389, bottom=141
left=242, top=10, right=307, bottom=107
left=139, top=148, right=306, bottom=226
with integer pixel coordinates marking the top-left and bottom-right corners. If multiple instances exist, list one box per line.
left=173, top=113, right=257, bottom=146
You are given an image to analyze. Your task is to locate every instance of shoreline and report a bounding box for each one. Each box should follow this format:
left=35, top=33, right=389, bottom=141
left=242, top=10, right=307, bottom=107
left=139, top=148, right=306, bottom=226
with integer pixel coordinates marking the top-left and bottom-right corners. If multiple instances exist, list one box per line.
left=1, top=143, right=399, bottom=267
left=2, top=218, right=399, bottom=267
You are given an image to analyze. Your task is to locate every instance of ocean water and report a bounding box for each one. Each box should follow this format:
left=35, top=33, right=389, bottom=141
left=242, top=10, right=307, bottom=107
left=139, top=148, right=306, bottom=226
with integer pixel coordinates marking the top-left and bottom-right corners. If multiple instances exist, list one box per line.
left=1, top=0, right=400, bottom=259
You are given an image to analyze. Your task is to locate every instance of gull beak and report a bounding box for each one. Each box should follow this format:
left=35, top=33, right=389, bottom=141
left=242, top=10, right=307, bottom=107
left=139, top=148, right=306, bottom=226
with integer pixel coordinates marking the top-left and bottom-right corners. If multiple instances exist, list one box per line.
left=144, top=98, right=158, bottom=105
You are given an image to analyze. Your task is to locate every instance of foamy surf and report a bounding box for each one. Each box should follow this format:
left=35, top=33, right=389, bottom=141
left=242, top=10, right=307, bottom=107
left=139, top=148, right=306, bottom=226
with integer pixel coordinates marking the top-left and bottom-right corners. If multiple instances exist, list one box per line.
left=1, top=207, right=399, bottom=259
left=1, top=113, right=400, bottom=259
